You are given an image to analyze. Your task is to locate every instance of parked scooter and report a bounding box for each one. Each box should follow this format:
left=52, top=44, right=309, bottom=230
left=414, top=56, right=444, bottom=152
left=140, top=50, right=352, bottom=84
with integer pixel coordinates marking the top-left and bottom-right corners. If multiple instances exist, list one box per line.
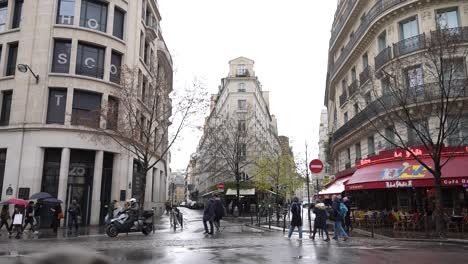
left=106, top=209, right=153, bottom=237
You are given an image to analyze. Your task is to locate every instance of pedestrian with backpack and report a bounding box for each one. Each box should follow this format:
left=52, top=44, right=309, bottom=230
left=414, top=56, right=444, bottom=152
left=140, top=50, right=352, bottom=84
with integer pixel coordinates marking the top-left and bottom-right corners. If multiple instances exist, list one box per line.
left=332, top=196, right=349, bottom=241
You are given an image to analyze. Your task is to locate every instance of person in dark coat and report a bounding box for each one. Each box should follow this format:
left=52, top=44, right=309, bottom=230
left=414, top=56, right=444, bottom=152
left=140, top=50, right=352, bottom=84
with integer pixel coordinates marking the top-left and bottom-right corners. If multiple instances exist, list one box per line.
left=332, top=196, right=349, bottom=241
left=343, top=197, right=353, bottom=232
left=213, top=193, right=225, bottom=232
left=287, top=197, right=303, bottom=239
left=203, top=196, right=216, bottom=235
left=0, top=205, right=11, bottom=236
left=23, top=201, right=36, bottom=233
left=50, top=204, right=62, bottom=233
left=310, top=202, right=330, bottom=241
left=34, top=201, right=42, bottom=231
left=68, top=200, right=81, bottom=234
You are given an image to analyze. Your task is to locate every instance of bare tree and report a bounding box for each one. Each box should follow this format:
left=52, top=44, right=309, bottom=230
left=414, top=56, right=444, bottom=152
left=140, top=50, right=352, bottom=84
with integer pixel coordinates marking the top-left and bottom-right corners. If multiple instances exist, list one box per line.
left=197, top=110, right=276, bottom=210
left=361, top=26, right=468, bottom=236
left=85, top=65, right=207, bottom=209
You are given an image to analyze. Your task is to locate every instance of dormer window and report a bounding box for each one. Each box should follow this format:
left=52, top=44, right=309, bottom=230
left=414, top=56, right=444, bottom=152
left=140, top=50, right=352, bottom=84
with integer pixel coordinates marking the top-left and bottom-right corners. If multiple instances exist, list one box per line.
left=237, top=65, right=247, bottom=76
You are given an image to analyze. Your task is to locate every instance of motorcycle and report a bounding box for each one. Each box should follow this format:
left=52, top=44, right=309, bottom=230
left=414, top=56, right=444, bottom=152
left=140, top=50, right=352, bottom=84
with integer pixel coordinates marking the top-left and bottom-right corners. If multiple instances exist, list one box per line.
left=106, top=209, right=154, bottom=238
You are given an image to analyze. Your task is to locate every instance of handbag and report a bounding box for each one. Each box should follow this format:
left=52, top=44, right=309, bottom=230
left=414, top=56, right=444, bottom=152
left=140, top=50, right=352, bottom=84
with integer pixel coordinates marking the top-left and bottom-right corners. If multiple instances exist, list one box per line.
left=57, top=212, right=64, bottom=220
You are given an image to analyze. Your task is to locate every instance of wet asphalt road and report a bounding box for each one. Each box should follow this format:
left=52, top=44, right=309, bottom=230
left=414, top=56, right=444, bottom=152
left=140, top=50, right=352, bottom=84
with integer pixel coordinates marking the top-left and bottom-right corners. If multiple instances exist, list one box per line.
left=0, top=208, right=467, bottom=264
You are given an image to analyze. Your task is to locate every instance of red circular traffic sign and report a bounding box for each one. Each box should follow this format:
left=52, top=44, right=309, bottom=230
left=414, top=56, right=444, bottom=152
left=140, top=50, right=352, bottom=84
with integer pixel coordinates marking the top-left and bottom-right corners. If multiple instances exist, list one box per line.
left=218, top=182, right=225, bottom=189
left=309, top=159, right=323, bottom=173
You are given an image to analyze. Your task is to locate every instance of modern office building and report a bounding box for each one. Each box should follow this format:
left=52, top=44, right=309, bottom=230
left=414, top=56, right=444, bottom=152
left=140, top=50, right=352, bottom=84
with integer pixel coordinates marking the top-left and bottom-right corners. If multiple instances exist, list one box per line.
left=0, top=0, right=172, bottom=225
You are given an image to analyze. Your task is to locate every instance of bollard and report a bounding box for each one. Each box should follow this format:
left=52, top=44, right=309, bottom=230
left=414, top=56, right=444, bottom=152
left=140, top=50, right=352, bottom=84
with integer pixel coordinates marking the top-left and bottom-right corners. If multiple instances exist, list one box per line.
left=283, top=213, right=286, bottom=234
left=152, top=207, right=156, bottom=234
left=268, top=205, right=271, bottom=230
left=371, top=221, right=374, bottom=238
left=251, top=210, right=253, bottom=225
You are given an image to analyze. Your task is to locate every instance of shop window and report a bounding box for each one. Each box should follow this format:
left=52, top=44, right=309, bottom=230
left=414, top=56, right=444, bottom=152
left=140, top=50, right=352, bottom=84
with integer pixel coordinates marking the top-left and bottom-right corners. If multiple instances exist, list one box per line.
left=57, top=0, right=75, bottom=25
left=46, top=88, right=67, bottom=124
left=113, top=7, right=125, bottom=39
left=51, top=39, right=72, bottom=73
left=0, top=2, right=7, bottom=32
left=106, top=96, right=118, bottom=130
left=71, top=90, right=102, bottom=127
left=6, top=42, right=18, bottom=76
left=0, top=90, right=12, bottom=126
left=80, top=0, right=108, bottom=32
left=41, top=148, right=62, bottom=199
left=76, top=42, right=105, bottom=79
left=11, top=0, right=22, bottom=29
left=110, top=51, right=122, bottom=84
left=0, top=149, right=6, bottom=200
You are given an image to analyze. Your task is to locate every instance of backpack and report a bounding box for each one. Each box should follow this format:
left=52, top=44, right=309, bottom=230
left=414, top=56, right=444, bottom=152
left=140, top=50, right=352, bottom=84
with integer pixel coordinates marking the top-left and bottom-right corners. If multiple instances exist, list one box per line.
left=339, top=203, right=348, bottom=217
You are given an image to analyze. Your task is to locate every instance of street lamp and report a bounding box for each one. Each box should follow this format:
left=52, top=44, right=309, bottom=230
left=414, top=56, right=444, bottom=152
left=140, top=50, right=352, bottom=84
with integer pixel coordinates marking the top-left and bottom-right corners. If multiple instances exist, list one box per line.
left=17, top=64, right=39, bottom=83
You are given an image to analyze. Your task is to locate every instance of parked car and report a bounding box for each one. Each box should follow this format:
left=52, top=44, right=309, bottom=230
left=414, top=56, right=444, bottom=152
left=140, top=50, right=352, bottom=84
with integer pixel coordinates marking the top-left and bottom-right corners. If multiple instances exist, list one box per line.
left=180, top=202, right=186, bottom=207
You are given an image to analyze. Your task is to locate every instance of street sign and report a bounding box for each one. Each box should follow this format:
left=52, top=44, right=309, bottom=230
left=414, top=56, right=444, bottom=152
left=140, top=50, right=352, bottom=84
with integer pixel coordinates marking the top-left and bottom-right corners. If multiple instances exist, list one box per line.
left=309, top=159, right=323, bottom=173
left=217, top=182, right=225, bottom=192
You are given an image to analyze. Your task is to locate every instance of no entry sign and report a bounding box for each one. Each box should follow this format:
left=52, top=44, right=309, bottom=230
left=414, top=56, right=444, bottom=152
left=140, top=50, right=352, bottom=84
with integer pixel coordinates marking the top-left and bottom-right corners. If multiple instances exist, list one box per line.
left=218, top=182, right=225, bottom=190
left=309, top=159, right=324, bottom=173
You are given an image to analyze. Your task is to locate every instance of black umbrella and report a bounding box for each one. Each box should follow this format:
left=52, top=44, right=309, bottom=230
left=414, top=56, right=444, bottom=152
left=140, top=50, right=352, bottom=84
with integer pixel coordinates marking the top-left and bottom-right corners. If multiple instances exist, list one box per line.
left=43, top=198, right=63, bottom=204
left=30, top=192, right=53, bottom=200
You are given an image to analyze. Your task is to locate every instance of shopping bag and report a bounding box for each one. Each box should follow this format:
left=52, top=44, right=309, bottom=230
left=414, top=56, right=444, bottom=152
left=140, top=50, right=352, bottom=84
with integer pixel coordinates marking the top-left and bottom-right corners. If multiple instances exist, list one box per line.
left=13, top=214, right=23, bottom=225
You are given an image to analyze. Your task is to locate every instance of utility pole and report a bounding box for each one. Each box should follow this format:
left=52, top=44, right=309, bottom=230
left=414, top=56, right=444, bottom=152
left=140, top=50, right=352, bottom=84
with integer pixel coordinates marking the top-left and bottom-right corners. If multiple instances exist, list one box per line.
left=305, top=142, right=312, bottom=235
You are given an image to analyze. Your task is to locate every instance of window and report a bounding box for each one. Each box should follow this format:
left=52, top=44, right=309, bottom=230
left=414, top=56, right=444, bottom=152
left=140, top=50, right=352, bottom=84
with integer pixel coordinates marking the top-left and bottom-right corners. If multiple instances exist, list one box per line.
left=238, top=120, right=246, bottom=132
left=399, top=17, right=419, bottom=40
left=51, top=39, right=72, bottom=73
left=80, top=0, right=108, bottom=32
left=0, top=1, right=7, bottom=32
left=76, top=42, right=105, bottom=79
left=239, top=144, right=246, bottom=159
left=353, top=103, right=359, bottom=115
left=377, top=31, right=387, bottom=52
left=351, top=67, right=356, bottom=82
left=107, top=96, right=118, bottom=130
left=381, top=77, right=391, bottom=95
left=139, top=31, right=144, bottom=58
left=341, top=79, right=347, bottom=95
left=436, top=8, right=459, bottom=29
left=442, top=58, right=466, bottom=81
left=139, top=115, right=146, bottom=141
left=367, top=136, right=375, bottom=156
left=362, top=53, right=368, bottom=69
left=385, top=127, right=396, bottom=149
left=238, top=83, right=246, bottom=92
left=405, top=65, right=423, bottom=91
left=71, top=90, right=102, bottom=127
left=0, top=149, right=5, bottom=200
left=345, top=148, right=351, bottom=169
left=238, top=99, right=247, bottom=110
left=57, top=0, right=75, bottom=25
left=237, top=65, right=247, bottom=76
left=113, top=7, right=125, bottom=39
left=365, top=91, right=372, bottom=105
left=46, top=88, right=67, bottom=124
left=6, top=43, right=18, bottom=76
left=110, top=51, right=122, bottom=84
left=447, top=117, right=468, bottom=146
left=344, top=112, right=348, bottom=123
left=355, top=143, right=361, bottom=161
left=407, top=120, right=428, bottom=146
left=144, top=41, right=149, bottom=64
left=0, top=90, right=12, bottom=126
left=11, top=0, right=22, bottom=29
left=141, top=77, right=147, bottom=103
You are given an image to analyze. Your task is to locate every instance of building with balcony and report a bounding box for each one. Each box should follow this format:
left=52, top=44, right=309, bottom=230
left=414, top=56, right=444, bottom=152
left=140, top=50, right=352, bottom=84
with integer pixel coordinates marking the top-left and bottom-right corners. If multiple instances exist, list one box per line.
left=323, top=0, right=468, bottom=211
left=191, top=57, right=282, bottom=200
left=0, top=0, right=172, bottom=225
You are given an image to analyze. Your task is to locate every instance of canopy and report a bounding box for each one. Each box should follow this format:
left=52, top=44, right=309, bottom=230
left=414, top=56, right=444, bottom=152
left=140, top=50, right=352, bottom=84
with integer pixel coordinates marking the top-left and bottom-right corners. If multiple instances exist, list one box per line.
left=317, top=176, right=350, bottom=199
left=345, top=156, right=468, bottom=191
left=225, top=188, right=255, bottom=196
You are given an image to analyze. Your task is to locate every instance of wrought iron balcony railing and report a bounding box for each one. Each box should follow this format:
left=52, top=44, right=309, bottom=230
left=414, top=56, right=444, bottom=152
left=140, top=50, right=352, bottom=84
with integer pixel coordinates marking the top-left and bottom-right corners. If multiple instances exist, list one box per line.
left=339, top=92, right=348, bottom=107
left=393, top=33, right=426, bottom=58
left=348, top=80, right=359, bottom=97
left=359, top=66, right=370, bottom=86
left=374, top=46, right=392, bottom=71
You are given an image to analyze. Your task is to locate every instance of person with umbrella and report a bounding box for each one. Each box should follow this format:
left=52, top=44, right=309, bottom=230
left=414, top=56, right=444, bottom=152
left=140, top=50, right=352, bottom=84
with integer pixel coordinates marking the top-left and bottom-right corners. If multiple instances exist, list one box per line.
left=50, top=203, right=63, bottom=233
left=0, top=204, right=12, bottom=236
left=310, top=202, right=330, bottom=242
left=23, top=201, right=36, bottom=234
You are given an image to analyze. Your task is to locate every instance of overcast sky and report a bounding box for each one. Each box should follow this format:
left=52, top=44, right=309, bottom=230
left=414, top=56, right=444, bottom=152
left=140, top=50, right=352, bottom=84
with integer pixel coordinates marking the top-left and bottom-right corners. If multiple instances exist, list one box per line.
left=159, top=0, right=337, bottom=171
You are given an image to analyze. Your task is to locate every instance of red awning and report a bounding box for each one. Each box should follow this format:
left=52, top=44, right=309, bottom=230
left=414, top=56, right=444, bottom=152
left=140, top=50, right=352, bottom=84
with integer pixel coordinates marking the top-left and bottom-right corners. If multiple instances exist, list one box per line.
left=317, top=176, right=351, bottom=199
left=345, top=156, right=468, bottom=191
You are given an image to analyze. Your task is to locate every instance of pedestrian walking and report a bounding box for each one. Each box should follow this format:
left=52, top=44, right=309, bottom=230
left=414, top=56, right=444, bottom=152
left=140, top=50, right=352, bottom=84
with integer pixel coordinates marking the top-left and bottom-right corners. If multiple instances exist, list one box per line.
left=68, top=200, right=81, bottom=234
left=213, top=193, right=225, bottom=232
left=203, top=195, right=216, bottom=235
left=22, top=201, right=36, bottom=234
left=343, top=197, right=353, bottom=232
left=310, top=202, right=330, bottom=241
left=34, top=201, right=42, bottom=231
left=50, top=204, right=63, bottom=233
left=11, top=206, right=24, bottom=239
left=332, top=197, right=349, bottom=241
left=287, top=197, right=303, bottom=240
left=0, top=205, right=12, bottom=236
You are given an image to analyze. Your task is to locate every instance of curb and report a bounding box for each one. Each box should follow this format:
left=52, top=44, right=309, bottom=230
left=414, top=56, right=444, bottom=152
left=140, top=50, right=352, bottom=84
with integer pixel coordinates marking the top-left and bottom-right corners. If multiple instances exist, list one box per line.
left=393, top=238, right=468, bottom=245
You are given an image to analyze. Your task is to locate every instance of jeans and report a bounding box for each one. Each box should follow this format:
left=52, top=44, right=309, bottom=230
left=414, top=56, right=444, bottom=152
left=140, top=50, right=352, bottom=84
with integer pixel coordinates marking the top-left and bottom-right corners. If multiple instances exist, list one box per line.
left=333, top=220, right=349, bottom=238
left=203, top=220, right=213, bottom=234
left=68, top=216, right=79, bottom=232
left=288, top=225, right=303, bottom=239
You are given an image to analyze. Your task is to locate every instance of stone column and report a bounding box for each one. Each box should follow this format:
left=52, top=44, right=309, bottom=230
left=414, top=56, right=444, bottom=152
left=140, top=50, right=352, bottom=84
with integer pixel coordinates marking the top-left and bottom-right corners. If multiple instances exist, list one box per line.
left=57, top=148, right=70, bottom=206
left=111, top=153, right=120, bottom=202
left=90, top=150, right=104, bottom=225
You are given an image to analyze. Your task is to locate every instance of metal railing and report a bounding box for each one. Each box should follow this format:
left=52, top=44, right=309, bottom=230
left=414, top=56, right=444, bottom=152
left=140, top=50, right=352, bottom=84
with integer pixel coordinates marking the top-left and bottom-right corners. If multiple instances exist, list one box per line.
left=339, top=92, right=348, bottom=107
left=374, top=46, right=392, bottom=71
left=393, top=33, right=426, bottom=58
left=359, top=67, right=370, bottom=86
left=330, top=0, right=358, bottom=46
left=331, top=80, right=468, bottom=143
left=430, top=27, right=468, bottom=45
left=330, top=0, right=408, bottom=77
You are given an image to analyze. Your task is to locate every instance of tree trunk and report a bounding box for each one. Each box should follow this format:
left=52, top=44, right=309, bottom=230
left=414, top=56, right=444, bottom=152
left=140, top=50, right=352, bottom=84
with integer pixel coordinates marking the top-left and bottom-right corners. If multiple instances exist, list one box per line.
left=236, top=178, right=240, bottom=216
left=433, top=170, right=445, bottom=238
